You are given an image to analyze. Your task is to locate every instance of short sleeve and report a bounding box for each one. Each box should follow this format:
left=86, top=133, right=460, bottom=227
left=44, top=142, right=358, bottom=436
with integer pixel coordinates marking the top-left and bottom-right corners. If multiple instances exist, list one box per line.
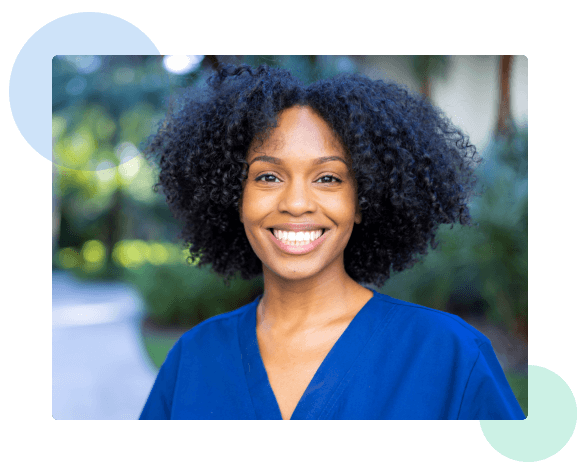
left=457, top=342, right=526, bottom=420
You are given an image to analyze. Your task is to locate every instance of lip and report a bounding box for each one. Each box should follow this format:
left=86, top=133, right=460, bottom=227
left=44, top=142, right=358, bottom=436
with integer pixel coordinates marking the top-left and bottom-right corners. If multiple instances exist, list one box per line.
left=268, top=228, right=329, bottom=255
left=268, top=222, right=327, bottom=232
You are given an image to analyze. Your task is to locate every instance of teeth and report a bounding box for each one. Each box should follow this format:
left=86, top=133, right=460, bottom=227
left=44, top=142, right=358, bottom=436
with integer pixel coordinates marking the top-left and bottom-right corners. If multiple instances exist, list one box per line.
left=272, top=229, right=324, bottom=245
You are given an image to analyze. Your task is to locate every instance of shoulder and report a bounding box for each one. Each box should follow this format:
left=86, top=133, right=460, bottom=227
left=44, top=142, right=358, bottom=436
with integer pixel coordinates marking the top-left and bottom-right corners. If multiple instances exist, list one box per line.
left=178, top=301, right=255, bottom=347
left=370, top=290, right=491, bottom=354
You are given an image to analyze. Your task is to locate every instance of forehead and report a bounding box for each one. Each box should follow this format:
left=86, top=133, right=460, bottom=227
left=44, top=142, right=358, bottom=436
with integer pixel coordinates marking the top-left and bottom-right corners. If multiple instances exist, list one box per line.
left=249, top=106, right=345, bottom=158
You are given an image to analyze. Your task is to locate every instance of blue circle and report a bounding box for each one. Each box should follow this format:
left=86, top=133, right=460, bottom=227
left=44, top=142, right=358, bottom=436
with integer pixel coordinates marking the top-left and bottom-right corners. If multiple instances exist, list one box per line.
left=9, top=12, right=159, bottom=161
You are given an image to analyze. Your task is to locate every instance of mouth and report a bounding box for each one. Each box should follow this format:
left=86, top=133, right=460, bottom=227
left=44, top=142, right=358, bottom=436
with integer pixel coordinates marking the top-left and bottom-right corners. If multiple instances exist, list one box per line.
left=269, top=228, right=327, bottom=247
left=267, top=227, right=330, bottom=255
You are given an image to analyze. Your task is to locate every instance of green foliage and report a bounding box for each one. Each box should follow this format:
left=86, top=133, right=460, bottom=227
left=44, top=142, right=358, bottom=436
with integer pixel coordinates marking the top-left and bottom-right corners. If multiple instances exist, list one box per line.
left=125, top=263, right=264, bottom=328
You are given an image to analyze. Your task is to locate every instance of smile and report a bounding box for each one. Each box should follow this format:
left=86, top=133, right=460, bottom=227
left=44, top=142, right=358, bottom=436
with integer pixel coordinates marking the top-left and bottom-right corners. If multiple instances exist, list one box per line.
left=268, top=228, right=328, bottom=255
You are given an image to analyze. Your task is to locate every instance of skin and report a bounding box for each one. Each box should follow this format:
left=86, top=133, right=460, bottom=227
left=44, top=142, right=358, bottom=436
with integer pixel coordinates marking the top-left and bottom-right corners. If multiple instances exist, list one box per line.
left=240, top=106, right=373, bottom=419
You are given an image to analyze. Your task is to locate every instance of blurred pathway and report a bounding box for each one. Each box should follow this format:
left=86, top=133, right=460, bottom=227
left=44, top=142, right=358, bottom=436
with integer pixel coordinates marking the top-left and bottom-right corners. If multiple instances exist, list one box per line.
left=52, top=271, right=157, bottom=420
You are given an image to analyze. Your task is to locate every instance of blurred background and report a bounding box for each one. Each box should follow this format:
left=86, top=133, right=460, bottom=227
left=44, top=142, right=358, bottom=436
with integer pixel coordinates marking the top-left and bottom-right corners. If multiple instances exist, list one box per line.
left=52, top=55, right=528, bottom=419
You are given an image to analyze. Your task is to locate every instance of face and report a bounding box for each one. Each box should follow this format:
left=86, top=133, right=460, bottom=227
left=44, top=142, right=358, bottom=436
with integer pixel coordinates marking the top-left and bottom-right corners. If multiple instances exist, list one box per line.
left=240, top=105, right=361, bottom=283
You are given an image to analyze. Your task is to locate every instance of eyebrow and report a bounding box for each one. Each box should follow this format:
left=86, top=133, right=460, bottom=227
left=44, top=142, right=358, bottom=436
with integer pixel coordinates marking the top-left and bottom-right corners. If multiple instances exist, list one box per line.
left=249, top=155, right=348, bottom=166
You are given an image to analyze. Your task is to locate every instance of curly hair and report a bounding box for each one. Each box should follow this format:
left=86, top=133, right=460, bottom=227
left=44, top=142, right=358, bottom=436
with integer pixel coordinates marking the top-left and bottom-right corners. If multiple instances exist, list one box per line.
left=143, top=64, right=479, bottom=287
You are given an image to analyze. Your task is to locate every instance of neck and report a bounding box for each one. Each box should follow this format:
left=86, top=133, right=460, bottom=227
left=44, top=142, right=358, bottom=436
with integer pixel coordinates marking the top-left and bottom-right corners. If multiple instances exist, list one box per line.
left=257, top=282, right=372, bottom=335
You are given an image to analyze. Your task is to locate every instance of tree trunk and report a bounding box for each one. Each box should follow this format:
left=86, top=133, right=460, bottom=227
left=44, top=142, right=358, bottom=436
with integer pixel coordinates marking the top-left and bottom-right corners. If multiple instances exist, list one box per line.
left=496, top=55, right=514, bottom=138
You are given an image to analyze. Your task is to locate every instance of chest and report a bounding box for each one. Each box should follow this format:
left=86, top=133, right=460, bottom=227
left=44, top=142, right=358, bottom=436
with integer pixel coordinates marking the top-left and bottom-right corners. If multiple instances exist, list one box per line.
left=257, top=323, right=349, bottom=420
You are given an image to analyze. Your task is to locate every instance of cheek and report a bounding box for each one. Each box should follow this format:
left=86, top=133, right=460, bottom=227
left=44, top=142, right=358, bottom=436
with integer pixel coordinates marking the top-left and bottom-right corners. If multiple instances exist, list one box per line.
left=327, top=192, right=359, bottom=220
left=239, top=186, right=255, bottom=222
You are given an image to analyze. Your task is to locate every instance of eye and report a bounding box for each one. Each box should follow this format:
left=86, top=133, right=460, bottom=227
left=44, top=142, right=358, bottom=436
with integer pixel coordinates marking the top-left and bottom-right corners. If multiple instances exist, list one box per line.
left=316, top=175, right=342, bottom=184
left=255, top=174, right=342, bottom=184
left=256, top=174, right=280, bottom=183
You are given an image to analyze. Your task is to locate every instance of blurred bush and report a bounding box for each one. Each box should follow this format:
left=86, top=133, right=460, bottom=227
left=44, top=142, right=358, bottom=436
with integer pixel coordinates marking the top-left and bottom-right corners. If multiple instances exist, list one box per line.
left=123, top=263, right=264, bottom=328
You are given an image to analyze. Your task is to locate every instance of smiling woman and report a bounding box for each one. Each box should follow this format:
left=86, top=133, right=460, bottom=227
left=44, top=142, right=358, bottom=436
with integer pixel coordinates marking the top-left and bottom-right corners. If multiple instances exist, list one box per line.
left=141, top=65, right=484, bottom=287
left=139, top=64, right=525, bottom=420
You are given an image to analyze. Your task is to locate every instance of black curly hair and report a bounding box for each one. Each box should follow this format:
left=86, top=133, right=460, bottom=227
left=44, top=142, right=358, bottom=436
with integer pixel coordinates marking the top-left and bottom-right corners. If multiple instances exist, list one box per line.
left=143, top=64, right=479, bottom=287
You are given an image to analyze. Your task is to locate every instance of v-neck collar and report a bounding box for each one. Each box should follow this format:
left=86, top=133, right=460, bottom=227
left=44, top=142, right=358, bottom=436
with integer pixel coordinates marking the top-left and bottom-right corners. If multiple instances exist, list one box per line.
left=238, top=289, right=385, bottom=420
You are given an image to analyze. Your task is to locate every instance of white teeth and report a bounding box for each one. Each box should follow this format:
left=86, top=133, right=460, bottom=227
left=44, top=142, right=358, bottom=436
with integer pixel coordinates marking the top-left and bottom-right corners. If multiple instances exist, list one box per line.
left=272, top=229, right=324, bottom=246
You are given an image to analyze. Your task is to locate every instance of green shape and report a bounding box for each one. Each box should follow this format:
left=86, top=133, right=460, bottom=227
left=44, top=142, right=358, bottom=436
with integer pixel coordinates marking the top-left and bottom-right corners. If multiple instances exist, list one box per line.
left=481, top=365, right=577, bottom=462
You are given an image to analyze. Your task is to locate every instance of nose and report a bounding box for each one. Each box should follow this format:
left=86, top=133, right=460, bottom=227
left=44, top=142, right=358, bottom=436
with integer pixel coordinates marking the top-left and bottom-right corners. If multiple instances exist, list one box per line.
left=279, top=180, right=317, bottom=215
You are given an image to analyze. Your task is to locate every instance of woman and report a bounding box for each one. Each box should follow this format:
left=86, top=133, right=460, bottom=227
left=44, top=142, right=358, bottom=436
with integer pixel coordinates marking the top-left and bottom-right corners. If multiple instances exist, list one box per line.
left=139, top=64, right=525, bottom=420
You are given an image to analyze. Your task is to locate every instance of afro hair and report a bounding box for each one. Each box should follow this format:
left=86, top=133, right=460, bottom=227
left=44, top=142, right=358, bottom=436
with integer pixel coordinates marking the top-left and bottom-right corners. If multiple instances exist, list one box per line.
left=143, top=64, right=480, bottom=287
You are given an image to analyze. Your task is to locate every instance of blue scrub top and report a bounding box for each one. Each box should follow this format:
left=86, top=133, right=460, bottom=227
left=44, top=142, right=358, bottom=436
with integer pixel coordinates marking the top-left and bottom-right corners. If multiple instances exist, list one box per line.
left=140, top=289, right=525, bottom=420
